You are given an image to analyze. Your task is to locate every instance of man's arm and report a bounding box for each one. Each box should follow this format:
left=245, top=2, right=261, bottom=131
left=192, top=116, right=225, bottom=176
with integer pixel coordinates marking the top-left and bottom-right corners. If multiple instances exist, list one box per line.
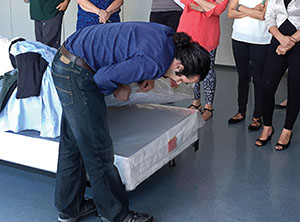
left=94, top=55, right=163, bottom=95
left=113, top=84, right=131, bottom=101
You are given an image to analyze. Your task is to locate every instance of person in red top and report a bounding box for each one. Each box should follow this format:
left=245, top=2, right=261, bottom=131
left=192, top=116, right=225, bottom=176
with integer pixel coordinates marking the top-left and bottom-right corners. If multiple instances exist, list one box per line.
left=177, top=0, right=229, bottom=120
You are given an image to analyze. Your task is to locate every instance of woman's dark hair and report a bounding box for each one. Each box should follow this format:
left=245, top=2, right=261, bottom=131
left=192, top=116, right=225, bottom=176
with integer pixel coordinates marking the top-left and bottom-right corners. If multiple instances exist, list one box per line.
left=173, top=32, right=210, bottom=81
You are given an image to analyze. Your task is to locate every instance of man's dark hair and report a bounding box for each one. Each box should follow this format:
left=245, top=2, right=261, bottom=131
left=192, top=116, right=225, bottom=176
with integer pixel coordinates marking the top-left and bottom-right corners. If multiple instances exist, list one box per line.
left=173, top=32, right=210, bottom=81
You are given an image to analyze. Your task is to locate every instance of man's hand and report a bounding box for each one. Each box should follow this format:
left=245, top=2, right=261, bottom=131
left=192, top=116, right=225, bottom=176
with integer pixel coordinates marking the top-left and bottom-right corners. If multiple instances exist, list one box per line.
left=138, top=80, right=155, bottom=92
left=56, top=0, right=70, bottom=11
left=113, top=84, right=131, bottom=101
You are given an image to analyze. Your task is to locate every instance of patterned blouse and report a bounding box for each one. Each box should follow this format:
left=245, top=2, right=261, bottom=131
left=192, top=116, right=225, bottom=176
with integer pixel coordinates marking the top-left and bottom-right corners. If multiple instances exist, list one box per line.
left=76, top=0, right=121, bottom=30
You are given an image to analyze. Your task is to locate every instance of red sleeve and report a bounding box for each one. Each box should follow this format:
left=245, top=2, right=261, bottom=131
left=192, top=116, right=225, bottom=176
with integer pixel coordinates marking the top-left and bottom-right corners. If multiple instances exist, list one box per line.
left=180, top=0, right=196, bottom=10
left=205, top=0, right=229, bottom=17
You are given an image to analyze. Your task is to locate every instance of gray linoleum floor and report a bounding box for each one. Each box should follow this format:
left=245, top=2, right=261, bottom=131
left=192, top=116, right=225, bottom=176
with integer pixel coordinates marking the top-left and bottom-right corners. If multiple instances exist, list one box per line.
left=1, top=65, right=300, bottom=222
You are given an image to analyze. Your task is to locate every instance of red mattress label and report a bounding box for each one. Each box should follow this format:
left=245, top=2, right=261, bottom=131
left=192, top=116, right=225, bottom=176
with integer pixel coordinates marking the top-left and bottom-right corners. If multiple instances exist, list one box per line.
left=168, top=136, right=177, bottom=152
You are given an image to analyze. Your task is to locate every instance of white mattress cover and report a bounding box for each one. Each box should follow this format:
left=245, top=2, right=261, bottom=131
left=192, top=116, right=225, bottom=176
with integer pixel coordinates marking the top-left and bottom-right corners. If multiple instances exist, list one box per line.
left=0, top=104, right=204, bottom=190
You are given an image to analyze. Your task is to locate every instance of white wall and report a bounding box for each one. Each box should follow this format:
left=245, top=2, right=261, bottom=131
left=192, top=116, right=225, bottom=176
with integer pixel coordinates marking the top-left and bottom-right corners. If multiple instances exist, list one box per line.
left=0, top=0, right=234, bottom=66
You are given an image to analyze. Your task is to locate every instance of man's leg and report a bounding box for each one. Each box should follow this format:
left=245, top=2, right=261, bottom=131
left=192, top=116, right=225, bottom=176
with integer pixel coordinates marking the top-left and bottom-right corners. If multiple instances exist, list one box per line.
left=35, top=11, right=63, bottom=49
left=55, top=112, right=88, bottom=216
left=51, top=53, right=129, bottom=221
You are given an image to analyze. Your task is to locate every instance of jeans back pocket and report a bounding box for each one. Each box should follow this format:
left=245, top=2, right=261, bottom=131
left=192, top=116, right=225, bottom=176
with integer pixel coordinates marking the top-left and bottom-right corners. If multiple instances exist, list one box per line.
left=52, top=71, right=74, bottom=107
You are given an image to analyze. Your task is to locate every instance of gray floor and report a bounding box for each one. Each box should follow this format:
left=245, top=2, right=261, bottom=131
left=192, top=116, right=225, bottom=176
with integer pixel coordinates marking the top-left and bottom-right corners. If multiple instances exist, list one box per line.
left=1, top=66, right=300, bottom=222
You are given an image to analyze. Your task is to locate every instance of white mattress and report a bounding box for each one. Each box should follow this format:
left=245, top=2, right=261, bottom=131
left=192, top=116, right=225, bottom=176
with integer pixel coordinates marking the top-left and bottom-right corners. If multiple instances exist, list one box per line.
left=0, top=104, right=204, bottom=190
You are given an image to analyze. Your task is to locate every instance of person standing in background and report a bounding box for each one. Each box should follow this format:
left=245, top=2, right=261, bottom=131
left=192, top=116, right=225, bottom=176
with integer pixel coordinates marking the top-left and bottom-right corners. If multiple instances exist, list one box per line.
left=150, top=0, right=183, bottom=31
left=75, top=0, right=123, bottom=30
left=255, top=0, right=300, bottom=150
left=177, top=0, right=229, bottom=121
left=227, top=0, right=271, bottom=131
left=24, top=0, right=70, bottom=49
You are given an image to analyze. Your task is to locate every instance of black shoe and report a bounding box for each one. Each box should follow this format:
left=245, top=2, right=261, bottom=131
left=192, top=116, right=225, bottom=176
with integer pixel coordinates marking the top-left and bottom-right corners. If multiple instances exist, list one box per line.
left=228, top=113, right=246, bottom=124
left=58, top=198, right=97, bottom=222
left=99, top=211, right=153, bottom=222
left=275, top=132, right=293, bottom=151
left=248, top=117, right=262, bottom=131
left=122, top=211, right=153, bottom=222
left=255, top=127, right=274, bottom=147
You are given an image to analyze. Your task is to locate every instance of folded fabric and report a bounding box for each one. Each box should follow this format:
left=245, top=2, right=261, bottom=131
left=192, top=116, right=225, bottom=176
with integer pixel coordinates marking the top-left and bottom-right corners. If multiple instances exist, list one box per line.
left=0, top=70, right=17, bottom=112
left=15, top=52, right=48, bottom=99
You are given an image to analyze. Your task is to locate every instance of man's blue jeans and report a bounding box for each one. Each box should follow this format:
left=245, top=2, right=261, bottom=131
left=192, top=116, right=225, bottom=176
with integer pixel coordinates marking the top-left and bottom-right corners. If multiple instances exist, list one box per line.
left=51, top=52, right=129, bottom=221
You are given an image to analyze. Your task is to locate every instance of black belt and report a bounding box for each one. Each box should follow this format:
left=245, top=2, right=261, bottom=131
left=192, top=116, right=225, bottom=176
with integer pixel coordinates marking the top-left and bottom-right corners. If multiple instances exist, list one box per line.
left=59, top=44, right=94, bottom=73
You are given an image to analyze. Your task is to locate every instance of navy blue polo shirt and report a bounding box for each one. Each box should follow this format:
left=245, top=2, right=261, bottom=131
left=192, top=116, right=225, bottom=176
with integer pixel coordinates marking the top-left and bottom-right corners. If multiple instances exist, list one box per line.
left=65, top=22, right=175, bottom=95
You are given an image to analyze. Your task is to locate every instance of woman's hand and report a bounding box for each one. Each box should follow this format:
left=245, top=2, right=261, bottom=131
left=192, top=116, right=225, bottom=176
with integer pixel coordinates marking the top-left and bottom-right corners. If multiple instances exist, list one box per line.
left=278, top=35, right=296, bottom=50
left=254, top=3, right=264, bottom=11
left=276, top=45, right=287, bottom=55
left=190, top=2, right=205, bottom=11
left=98, top=9, right=110, bottom=24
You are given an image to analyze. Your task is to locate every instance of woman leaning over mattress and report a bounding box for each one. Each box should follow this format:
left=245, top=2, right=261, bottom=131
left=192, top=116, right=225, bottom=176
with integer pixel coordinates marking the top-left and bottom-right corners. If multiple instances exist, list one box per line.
left=255, top=0, right=300, bottom=150
left=177, top=0, right=229, bottom=120
left=227, top=0, right=271, bottom=130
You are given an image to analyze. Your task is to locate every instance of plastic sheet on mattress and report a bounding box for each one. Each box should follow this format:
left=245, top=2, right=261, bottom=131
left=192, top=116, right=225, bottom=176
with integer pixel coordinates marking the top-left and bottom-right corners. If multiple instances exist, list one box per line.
left=105, top=78, right=194, bottom=107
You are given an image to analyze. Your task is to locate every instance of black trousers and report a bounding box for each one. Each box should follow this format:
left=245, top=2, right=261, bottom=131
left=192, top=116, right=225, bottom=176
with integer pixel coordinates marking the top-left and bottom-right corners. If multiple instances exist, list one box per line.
left=232, top=39, right=269, bottom=118
left=150, top=10, right=182, bottom=31
left=34, top=11, right=64, bottom=49
left=262, top=20, right=300, bottom=130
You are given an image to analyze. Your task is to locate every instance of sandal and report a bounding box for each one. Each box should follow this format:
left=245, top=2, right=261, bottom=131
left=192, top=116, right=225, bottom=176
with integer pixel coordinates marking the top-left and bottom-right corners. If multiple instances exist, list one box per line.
left=228, top=113, right=246, bottom=124
left=248, top=117, right=262, bottom=131
left=202, top=108, right=214, bottom=121
left=255, top=126, right=274, bottom=147
left=275, top=132, right=293, bottom=151
left=188, top=104, right=202, bottom=112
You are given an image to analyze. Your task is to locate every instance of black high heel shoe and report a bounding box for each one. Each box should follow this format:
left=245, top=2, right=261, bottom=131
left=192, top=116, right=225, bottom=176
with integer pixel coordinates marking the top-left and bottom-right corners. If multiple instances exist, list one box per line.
left=255, top=126, right=274, bottom=147
left=275, top=132, right=293, bottom=151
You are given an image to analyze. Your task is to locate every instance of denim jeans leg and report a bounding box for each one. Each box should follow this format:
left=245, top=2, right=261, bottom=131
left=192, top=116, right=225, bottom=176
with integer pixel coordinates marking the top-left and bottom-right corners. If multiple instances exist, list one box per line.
left=54, top=111, right=87, bottom=217
left=51, top=53, right=129, bottom=221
